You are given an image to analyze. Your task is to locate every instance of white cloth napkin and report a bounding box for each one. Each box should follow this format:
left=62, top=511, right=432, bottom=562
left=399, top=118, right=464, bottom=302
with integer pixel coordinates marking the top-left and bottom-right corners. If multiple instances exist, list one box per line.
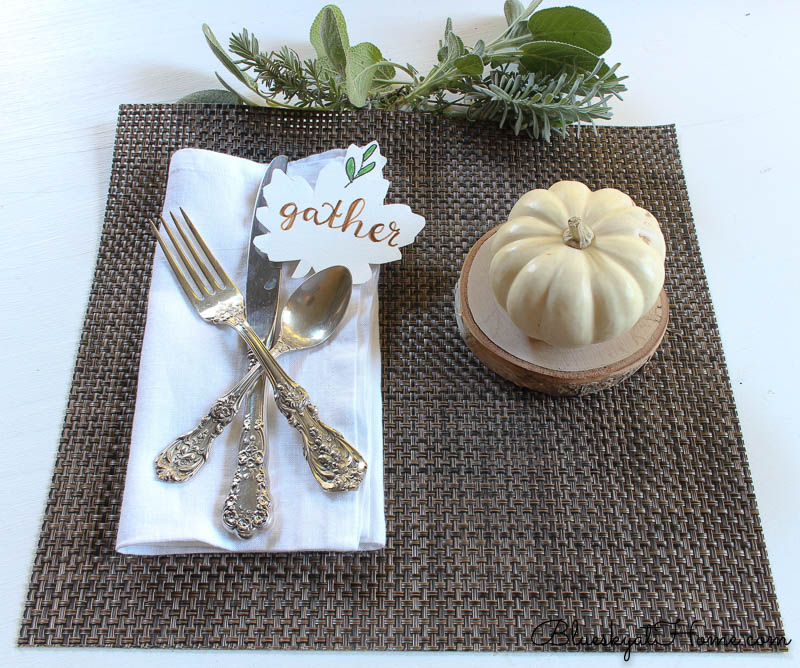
left=115, top=148, right=385, bottom=554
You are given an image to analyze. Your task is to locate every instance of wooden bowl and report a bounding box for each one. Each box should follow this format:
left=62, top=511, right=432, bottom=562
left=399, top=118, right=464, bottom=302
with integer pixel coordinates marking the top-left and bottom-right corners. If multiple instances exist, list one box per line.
left=455, top=226, right=669, bottom=396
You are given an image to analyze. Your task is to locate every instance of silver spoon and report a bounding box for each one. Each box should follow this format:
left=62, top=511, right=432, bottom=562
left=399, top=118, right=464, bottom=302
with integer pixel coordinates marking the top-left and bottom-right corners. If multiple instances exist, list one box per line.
left=222, top=266, right=353, bottom=538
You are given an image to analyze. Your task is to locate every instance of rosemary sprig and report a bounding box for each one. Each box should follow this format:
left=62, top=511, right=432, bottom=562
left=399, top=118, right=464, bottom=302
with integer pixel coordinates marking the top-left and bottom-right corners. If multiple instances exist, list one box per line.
left=185, top=1, right=627, bottom=140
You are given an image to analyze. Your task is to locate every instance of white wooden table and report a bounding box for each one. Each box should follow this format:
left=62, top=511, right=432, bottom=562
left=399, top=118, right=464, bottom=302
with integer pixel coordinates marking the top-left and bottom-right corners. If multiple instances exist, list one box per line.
left=1, top=1, right=797, bottom=666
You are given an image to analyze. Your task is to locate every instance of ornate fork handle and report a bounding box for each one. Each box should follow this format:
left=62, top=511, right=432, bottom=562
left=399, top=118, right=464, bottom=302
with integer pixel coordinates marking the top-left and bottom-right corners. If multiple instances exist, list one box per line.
left=230, top=316, right=367, bottom=491
left=155, top=366, right=259, bottom=482
left=154, top=340, right=294, bottom=483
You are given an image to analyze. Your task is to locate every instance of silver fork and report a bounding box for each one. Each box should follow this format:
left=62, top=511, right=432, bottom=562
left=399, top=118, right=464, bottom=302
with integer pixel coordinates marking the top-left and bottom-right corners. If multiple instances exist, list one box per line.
left=149, top=209, right=367, bottom=492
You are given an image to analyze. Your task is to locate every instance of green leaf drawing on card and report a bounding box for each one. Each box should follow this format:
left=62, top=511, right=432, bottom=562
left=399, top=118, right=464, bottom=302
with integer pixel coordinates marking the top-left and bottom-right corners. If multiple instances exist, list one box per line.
left=345, top=156, right=356, bottom=182
left=362, top=143, right=377, bottom=161
left=356, top=162, right=375, bottom=177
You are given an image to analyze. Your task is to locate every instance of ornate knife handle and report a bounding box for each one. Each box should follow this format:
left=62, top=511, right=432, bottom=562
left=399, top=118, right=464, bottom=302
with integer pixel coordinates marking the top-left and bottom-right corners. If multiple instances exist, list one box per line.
left=222, top=380, right=274, bottom=538
left=232, top=319, right=368, bottom=491
left=154, top=366, right=260, bottom=483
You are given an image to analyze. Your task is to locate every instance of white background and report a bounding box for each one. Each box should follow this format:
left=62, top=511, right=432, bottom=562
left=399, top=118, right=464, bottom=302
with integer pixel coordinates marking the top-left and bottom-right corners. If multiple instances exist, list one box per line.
left=1, top=1, right=798, bottom=666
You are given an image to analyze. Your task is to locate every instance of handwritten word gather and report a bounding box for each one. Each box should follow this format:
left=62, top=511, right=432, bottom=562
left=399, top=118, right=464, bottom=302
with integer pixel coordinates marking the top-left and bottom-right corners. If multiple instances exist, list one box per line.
left=279, top=198, right=400, bottom=246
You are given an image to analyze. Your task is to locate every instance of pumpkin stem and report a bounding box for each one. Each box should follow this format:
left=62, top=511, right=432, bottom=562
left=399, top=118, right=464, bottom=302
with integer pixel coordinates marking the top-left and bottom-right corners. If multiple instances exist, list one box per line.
left=563, top=216, right=594, bottom=250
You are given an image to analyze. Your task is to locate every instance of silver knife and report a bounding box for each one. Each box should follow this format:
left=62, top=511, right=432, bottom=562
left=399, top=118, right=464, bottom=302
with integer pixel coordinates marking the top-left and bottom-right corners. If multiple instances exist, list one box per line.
left=222, top=154, right=289, bottom=539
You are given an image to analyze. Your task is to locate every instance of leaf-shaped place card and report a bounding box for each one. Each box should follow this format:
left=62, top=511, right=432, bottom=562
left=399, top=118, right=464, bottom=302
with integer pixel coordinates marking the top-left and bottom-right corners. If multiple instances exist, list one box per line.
left=254, top=142, right=425, bottom=283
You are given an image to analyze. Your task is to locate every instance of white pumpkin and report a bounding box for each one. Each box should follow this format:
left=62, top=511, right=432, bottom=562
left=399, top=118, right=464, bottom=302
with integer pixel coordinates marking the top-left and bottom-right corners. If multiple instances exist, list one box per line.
left=489, top=181, right=666, bottom=348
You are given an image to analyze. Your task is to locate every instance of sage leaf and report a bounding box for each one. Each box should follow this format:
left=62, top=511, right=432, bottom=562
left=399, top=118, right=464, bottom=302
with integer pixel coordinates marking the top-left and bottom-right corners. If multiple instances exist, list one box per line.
left=520, top=40, right=608, bottom=76
left=520, top=0, right=544, bottom=19
left=447, top=30, right=465, bottom=61
left=504, top=0, right=525, bottom=26
left=506, top=0, right=541, bottom=38
left=487, top=52, right=522, bottom=68
left=215, top=72, right=246, bottom=99
left=202, top=24, right=259, bottom=92
left=374, top=51, right=395, bottom=83
left=454, top=54, right=484, bottom=76
left=345, top=42, right=384, bottom=107
left=310, top=5, right=350, bottom=76
left=346, top=157, right=356, bottom=181
left=356, top=162, right=375, bottom=177
left=362, top=143, right=377, bottom=161
left=177, top=89, right=241, bottom=104
left=528, top=6, right=611, bottom=56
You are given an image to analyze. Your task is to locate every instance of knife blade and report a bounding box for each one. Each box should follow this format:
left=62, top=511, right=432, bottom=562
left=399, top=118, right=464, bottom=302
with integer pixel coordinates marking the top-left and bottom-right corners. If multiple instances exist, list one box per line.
left=246, top=155, right=289, bottom=340
left=222, top=154, right=289, bottom=539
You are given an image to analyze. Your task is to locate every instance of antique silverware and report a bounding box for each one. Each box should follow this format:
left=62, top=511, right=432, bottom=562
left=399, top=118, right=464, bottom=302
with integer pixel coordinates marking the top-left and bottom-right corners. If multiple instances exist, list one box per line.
left=149, top=208, right=368, bottom=491
left=223, top=265, right=353, bottom=537
left=154, top=157, right=287, bottom=485
left=222, top=155, right=288, bottom=538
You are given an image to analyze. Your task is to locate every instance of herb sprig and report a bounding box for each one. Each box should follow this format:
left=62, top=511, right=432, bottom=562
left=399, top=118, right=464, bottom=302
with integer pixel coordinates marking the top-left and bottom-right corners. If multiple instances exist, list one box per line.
left=184, top=1, right=626, bottom=141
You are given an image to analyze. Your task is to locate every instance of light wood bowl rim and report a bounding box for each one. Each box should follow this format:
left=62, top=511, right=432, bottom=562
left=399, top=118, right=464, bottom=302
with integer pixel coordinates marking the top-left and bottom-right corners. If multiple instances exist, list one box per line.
left=458, top=226, right=669, bottom=388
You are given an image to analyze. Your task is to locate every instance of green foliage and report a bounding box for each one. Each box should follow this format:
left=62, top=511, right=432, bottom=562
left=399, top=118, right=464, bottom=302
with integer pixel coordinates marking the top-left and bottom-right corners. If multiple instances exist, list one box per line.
left=195, top=1, right=627, bottom=140
left=464, top=62, right=624, bottom=141
left=527, top=6, right=611, bottom=55
left=345, top=42, right=384, bottom=107
left=177, top=89, right=242, bottom=104
left=520, top=41, right=612, bottom=76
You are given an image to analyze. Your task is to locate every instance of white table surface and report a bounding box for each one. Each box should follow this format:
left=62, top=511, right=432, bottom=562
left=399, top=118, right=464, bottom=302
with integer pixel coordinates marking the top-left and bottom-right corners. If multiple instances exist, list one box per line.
left=2, top=1, right=798, bottom=666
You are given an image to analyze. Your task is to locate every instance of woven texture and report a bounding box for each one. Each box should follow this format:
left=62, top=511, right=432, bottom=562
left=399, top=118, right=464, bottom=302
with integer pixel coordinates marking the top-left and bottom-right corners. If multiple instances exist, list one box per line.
left=19, top=106, right=784, bottom=652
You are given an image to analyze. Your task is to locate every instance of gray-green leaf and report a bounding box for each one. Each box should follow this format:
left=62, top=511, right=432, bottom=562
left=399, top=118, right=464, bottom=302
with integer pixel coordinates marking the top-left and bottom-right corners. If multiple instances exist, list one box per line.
left=438, top=17, right=465, bottom=65
left=310, top=5, right=350, bottom=76
left=520, top=40, right=609, bottom=76
left=177, top=89, right=241, bottom=104
left=528, top=6, right=611, bottom=56
left=446, top=30, right=465, bottom=61
left=454, top=54, right=484, bottom=77
left=344, top=42, right=384, bottom=107
left=504, top=0, right=525, bottom=26
left=202, top=24, right=259, bottom=92
left=345, top=157, right=356, bottom=181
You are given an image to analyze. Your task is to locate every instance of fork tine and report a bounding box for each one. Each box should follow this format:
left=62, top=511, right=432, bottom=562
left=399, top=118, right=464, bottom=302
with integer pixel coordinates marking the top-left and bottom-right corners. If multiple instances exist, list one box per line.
left=149, top=219, right=202, bottom=303
left=179, top=207, right=234, bottom=288
left=170, top=211, right=222, bottom=291
left=160, top=214, right=210, bottom=295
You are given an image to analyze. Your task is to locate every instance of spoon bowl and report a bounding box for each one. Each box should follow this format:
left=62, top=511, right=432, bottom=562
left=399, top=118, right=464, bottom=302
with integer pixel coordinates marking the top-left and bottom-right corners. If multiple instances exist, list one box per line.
left=273, top=266, right=353, bottom=354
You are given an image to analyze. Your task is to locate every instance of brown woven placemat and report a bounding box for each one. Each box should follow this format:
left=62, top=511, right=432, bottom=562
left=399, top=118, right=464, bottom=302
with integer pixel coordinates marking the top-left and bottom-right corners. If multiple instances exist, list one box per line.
left=19, top=105, right=785, bottom=653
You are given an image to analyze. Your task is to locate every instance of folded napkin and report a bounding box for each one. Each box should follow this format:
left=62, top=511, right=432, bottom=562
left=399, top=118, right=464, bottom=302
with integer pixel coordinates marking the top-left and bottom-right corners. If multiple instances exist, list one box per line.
left=116, top=148, right=385, bottom=554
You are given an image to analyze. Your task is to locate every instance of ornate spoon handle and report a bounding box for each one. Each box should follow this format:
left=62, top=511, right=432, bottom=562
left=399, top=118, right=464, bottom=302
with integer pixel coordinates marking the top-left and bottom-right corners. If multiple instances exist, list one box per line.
left=231, top=318, right=367, bottom=491
left=222, top=356, right=274, bottom=538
